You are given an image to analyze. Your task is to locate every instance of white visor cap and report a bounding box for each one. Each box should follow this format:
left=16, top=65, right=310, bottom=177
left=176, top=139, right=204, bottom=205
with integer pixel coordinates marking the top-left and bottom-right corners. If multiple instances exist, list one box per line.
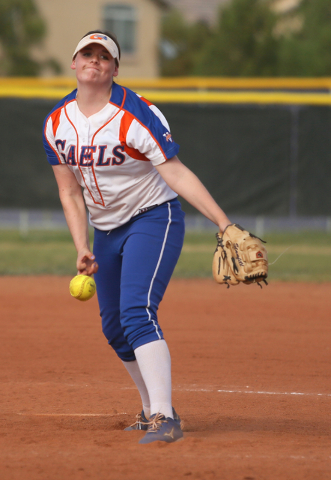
left=72, top=34, right=119, bottom=62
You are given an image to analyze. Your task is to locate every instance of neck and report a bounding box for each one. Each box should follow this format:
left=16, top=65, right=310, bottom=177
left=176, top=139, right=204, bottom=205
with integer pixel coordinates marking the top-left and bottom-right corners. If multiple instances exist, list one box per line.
left=76, top=81, right=113, bottom=117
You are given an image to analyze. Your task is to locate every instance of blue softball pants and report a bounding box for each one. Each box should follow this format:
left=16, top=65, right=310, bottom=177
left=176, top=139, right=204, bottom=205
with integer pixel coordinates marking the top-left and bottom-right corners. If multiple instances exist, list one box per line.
left=93, top=198, right=185, bottom=362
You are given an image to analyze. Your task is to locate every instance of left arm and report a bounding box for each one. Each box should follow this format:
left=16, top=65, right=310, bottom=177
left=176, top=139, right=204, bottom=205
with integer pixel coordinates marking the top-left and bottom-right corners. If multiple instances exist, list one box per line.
left=155, top=156, right=231, bottom=233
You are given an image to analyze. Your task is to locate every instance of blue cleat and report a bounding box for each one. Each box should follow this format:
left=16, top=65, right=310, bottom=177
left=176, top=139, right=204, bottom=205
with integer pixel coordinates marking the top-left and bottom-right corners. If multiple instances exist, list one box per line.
left=138, top=412, right=184, bottom=444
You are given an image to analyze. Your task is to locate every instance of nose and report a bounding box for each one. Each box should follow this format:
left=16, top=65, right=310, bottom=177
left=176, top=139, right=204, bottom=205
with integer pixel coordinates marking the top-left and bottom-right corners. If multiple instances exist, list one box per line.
left=90, top=53, right=100, bottom=63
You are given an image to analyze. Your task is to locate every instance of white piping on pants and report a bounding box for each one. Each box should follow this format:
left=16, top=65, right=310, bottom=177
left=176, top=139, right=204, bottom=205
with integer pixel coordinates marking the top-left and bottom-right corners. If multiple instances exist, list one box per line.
left=145, top=202, right=172, bottom=338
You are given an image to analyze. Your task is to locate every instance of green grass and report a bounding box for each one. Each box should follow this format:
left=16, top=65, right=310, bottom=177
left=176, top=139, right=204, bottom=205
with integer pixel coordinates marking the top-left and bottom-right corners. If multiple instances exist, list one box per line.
left=0, top=229, right=330, bottom=282
left=174, top=231, right=331, bottom=282
left=0, top=230, right=78, bottom=275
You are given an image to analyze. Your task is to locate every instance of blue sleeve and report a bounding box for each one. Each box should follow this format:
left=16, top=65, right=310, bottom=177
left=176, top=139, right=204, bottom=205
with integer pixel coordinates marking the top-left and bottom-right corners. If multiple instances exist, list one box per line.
left=121, top=87, right=180, bottom=159
left=42, top=90, right=77, bottom=165
left=42, top=115, right=61, bottom=165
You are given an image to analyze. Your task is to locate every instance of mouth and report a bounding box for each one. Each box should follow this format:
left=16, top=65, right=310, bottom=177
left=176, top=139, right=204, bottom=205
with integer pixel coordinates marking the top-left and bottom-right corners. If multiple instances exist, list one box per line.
left=84, top=66, right=100, bottom=71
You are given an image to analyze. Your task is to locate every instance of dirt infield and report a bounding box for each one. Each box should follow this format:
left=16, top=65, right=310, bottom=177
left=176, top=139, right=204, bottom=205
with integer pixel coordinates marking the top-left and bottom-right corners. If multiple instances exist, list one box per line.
left=0, top=276, right=330, bottom=480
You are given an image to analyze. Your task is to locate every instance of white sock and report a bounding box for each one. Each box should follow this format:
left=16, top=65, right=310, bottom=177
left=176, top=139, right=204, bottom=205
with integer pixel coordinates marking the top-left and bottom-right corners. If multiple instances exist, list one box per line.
left=134, top=339, right=173, bottom=419
left=122, top=360, right=151, bottom=418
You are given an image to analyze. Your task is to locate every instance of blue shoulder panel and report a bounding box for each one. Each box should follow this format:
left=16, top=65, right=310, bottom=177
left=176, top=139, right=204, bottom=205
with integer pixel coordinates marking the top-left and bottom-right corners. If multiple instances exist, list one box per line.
left=111, top=82, right=180, bottom=160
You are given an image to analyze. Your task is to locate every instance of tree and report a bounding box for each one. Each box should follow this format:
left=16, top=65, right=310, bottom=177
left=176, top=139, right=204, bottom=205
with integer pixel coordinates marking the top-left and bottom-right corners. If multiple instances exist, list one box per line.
left=160, top=10, right=212, bottom=76
left=0, top=0, right=61, bottom=76
left=194, top=0, right=280, bottom=76
left=161, top=0, right=331, bottom=77
left=278, top=0, right=331, bottom=76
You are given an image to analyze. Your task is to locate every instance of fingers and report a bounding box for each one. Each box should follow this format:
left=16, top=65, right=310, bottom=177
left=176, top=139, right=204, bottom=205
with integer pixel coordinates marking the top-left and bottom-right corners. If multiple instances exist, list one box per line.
left=76, top=250, right=98, bottom=276
left=86, top=261, right=99, bottom=275
left=77, top=263, right=98, bottom=275
left=77, top=263, right=98, bottom=276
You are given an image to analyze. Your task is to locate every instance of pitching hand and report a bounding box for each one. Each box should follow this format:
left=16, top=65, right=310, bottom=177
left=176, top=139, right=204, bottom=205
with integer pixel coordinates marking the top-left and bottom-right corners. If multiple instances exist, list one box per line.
left=77, top=249, right=99, bottom=276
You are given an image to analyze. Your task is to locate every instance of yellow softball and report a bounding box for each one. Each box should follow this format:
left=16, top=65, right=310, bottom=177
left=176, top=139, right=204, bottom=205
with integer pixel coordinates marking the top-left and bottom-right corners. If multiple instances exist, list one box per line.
left=69, top=275, right=96, bottom=301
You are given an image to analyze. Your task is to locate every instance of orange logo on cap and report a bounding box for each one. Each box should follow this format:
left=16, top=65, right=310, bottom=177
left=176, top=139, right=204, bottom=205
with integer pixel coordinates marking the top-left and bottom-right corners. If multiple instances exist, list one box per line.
left=89, top=34, right=108, bottom=41
left=256, top=251, right=263, bottom=258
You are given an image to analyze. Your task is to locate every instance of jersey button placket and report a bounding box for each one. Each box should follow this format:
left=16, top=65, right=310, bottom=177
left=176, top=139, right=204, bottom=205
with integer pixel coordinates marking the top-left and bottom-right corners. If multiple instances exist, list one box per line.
left=82, top=122, right=88, bottom=144
left=80, top=122, right=92, bottom=196
left=87, top=122, right=102, bottom=203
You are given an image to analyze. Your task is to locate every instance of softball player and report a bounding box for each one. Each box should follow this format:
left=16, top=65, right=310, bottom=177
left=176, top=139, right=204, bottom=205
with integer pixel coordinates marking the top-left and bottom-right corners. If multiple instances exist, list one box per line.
left=43, top=30, right=231, bottom=444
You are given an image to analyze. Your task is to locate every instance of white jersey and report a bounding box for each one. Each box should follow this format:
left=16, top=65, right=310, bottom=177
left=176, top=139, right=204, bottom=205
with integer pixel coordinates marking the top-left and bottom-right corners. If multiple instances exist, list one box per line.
left=43, top=82, right=179, bottom=231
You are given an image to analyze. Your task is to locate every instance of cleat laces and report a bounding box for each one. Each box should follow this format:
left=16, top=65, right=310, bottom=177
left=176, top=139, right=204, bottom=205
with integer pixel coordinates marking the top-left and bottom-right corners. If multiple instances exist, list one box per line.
left=146, top=412, right=167, bottom=433
left=128, top=412, right=145, bottom=430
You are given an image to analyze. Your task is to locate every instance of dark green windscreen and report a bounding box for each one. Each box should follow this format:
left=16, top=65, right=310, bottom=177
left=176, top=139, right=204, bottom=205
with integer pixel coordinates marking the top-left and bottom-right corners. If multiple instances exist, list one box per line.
left=1, top=98, right=330, bottom=216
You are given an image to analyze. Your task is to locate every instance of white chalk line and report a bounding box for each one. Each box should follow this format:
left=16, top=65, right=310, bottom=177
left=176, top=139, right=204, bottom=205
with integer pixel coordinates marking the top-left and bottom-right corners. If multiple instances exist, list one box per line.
left=16, top=413, right=128, bottom=417
left=188, top=388, right=331, bottom=397
left=122, top=385, right=331, bottom=398
left=181, top=453, right=331, bottom=461
left=5, top=382, right=330, bottom=397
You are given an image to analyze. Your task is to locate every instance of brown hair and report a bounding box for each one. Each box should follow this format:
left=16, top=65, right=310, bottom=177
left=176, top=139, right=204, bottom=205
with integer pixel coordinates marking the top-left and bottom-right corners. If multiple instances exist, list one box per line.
left=80, top=29, right=121, bottom=66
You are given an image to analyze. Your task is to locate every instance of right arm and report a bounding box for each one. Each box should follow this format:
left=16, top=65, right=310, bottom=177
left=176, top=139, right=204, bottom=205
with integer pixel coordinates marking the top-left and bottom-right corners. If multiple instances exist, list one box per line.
left=52, top=164, right=98, bottom=275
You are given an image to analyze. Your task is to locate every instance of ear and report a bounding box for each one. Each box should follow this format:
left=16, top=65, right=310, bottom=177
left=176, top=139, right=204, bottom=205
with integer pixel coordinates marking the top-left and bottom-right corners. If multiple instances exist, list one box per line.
left=113, top=64, right=119, bottom=77
left=71, top=58, right=76, bottom=70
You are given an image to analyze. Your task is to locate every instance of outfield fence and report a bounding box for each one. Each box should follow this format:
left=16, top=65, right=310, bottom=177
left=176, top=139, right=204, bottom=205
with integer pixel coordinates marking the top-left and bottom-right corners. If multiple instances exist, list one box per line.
left=1, top=78, right=331, bottom=220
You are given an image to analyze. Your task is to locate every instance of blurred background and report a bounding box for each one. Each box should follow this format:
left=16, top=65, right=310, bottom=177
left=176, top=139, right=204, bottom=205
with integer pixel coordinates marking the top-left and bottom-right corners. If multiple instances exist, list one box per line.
left=1, top=0, right=330, bottom=78
left=0, top=0, right=330, bottom=279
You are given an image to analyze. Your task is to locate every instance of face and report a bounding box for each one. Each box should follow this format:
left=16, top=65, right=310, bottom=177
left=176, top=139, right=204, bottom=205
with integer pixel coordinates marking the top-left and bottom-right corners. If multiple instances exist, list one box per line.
left=71, top=43, right=119, bottom=86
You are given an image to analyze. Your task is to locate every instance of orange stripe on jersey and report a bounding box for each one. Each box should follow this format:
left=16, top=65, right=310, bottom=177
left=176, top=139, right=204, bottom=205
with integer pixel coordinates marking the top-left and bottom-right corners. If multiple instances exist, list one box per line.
left=119, top=111, right=149, bottom=161
left=64, top=100, right=105, bottom=207
left=120, top=90, right=167, bottom=162
left=89, top=89, right=127, bottom=202
left=119, top=110, right=134, bottom=142
left=124, top=144, right=149, bottom=161
left=51, top=108, right=62, bottom=137
left=91, top=88, right=127, bottom=144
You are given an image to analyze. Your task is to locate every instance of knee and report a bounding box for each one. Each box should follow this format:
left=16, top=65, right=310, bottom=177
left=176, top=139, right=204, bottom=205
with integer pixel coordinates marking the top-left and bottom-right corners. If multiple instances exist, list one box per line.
left=120, top=310, right=164, bottom=351
left=101, top=313, right=135, bottom=362
left=103, top=327, right=136, bottom=362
